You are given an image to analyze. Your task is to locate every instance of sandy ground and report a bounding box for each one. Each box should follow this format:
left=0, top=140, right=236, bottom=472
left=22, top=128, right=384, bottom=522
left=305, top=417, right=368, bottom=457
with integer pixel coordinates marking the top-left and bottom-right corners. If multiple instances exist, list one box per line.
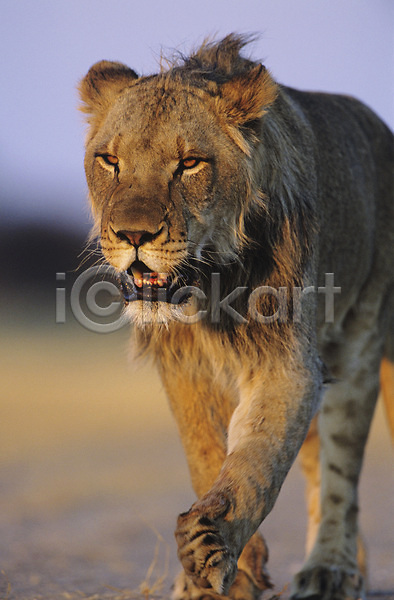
left=0, top=322, right=393, bottom=600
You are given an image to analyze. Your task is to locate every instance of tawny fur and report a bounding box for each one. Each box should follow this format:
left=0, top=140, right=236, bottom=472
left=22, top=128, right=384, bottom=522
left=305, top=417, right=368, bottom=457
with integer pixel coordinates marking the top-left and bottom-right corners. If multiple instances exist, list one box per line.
left=79, top=35, right=394, bottom=600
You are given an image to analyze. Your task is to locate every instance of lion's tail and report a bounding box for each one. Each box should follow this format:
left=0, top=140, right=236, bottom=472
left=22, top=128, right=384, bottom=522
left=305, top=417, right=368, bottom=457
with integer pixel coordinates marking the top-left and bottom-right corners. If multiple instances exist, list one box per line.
left=381, top=306, right=394, bottom=443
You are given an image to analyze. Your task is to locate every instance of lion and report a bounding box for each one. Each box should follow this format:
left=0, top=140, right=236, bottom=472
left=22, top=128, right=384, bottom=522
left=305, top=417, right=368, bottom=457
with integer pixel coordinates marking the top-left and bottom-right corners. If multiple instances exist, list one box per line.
left=78, top=35, right=394, bottom=600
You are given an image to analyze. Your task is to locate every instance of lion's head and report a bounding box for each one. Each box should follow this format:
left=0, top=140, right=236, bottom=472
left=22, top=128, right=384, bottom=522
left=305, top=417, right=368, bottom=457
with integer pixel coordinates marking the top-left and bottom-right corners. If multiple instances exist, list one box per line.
left=79, top=35, right=281, bottom=325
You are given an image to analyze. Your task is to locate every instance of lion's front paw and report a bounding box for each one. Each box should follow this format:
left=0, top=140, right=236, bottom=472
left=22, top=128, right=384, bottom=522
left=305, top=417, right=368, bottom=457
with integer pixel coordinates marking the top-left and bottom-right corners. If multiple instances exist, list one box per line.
left=172, top=570, right=222, bottom=600
left=175, top=495, right=238, bottom=595
left=172, top=568, right=267, bottom=600
left=290, top=565, right=365, bottom=600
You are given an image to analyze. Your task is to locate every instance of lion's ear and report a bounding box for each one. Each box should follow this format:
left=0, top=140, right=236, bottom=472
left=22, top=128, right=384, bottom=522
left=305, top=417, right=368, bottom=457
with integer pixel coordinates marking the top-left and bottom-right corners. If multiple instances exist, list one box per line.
left=216, top=64, right=278, bottom=126
left=78, top=60, right=138, bottom=129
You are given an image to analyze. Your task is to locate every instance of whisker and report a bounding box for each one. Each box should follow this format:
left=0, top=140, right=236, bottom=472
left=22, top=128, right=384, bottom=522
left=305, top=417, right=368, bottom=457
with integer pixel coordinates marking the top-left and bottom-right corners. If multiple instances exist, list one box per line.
left=75, top=237, right=105, bottom=272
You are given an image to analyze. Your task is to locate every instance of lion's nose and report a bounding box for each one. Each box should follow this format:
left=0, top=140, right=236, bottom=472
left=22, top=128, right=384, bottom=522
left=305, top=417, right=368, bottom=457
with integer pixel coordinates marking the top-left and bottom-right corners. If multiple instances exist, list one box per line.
left=115, top=228, right=162, bottom=247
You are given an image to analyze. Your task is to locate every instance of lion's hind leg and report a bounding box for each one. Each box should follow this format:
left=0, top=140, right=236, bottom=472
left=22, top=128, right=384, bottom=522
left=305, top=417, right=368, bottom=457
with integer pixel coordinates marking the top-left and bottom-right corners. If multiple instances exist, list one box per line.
left=380, top=357, right=394, bottom=442
left=298, top=415, right=321, bottom=557
left=380, top=293, right=394, bottom=441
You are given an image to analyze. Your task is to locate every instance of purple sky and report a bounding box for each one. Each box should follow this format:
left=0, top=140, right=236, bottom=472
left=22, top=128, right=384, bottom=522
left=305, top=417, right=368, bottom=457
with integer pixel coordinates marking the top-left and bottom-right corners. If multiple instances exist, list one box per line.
left=1, top=0, right=393, bottom=230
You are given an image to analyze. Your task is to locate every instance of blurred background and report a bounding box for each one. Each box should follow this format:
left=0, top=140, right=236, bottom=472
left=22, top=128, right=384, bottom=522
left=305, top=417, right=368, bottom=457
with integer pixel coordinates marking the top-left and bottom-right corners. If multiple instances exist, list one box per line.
left=0, top=1, right=393, bottom=598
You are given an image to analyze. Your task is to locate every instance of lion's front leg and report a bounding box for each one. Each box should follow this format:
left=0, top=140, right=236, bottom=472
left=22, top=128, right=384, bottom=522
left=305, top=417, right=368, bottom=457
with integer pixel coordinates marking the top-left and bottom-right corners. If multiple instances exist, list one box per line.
left=159, top=366, right=272, bottom=600
left=174, top=361, right=320, bottom=595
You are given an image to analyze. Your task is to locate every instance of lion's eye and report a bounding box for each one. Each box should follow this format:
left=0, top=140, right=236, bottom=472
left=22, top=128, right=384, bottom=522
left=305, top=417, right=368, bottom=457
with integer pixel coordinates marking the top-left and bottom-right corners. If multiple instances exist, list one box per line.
left=181, top=157, right=200, bottom=170
left=98, top=153, right=119, bottom=167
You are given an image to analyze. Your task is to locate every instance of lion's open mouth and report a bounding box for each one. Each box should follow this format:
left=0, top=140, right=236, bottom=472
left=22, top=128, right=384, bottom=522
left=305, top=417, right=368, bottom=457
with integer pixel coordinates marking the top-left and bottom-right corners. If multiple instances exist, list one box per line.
left=118, top=260, right=197, bottom=304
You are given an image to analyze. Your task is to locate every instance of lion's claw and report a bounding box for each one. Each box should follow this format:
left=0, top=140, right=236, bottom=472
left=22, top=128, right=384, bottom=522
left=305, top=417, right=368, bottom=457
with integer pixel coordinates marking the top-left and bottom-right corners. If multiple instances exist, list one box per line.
left=175, top=500, right=238, bottom=595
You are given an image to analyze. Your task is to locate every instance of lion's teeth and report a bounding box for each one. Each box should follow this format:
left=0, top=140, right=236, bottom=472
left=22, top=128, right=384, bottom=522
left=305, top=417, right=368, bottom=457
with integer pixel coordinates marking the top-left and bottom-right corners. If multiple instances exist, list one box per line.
left=130, top=268, right=169, bottom=289
left=157, top=274, right=168, bottom=287
left=138, top=273, right=169, bottom=287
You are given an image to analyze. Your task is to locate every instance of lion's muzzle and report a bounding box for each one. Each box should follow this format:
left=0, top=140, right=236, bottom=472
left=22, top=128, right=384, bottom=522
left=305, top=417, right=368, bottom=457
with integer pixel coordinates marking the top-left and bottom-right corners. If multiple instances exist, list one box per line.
left=118, top=260, right=198, bottom=304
